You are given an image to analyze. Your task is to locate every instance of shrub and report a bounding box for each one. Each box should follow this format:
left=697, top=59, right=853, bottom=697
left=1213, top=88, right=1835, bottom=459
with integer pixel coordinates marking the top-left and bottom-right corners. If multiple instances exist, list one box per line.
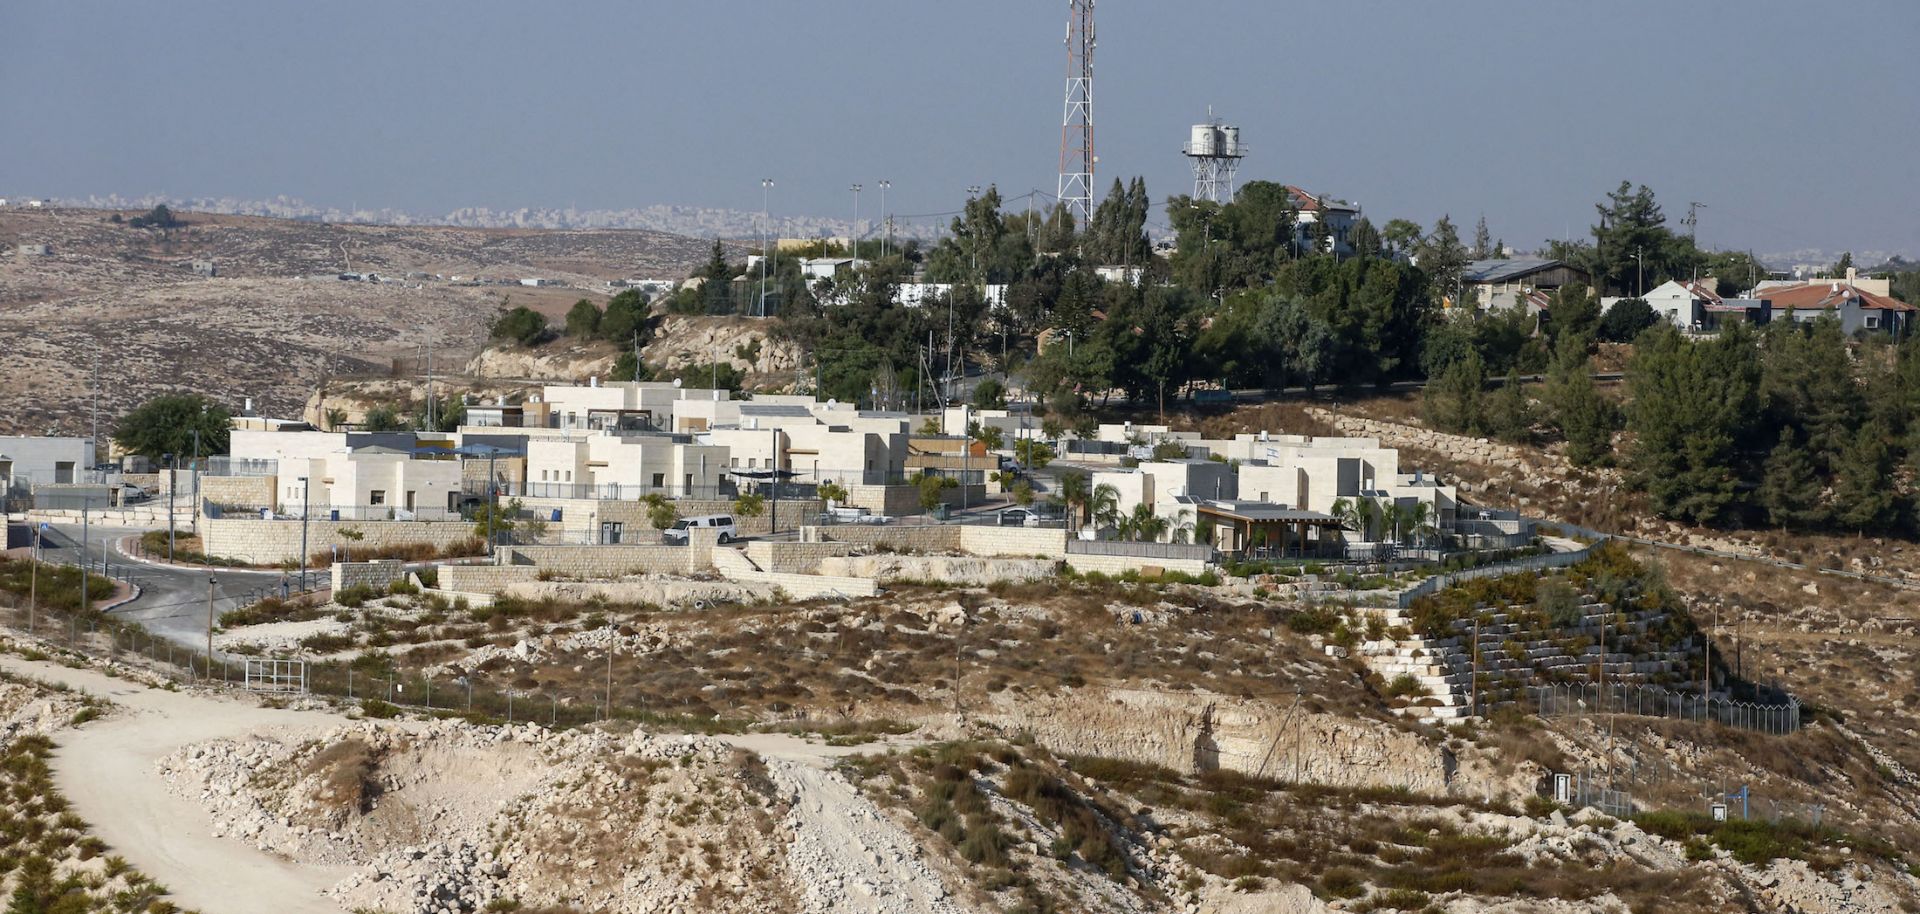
left=490, top=306, right=550, bottom=346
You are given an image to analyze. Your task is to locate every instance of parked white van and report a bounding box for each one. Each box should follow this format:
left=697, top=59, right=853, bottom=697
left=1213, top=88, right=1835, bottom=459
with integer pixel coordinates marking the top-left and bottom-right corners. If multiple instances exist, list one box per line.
left=663, top=514, right=737, bottom=544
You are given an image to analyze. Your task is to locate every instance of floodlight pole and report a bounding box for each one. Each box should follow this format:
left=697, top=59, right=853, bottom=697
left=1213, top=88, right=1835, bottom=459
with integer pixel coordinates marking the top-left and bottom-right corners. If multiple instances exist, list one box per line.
left=207, top=576, right=217, bottom=676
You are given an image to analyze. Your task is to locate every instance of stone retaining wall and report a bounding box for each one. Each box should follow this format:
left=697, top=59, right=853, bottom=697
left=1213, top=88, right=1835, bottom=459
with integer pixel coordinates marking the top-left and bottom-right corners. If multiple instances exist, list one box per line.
left=744, top=541, right=854, bottom=574
left=800, top=525, right=964, bottom=552
left=28, top=507, right=182, bottom=527
left=1065, top=552, right=1211, bottom=578
left=505, top=544, right=703, bottom=578
left=201, top=518, right=480, bottom=565
left=331, top=560, right=409, bottom=593
left=441, top=565, right=541, bottom=594
left=1356, top=597, right=1689, bottom=721
left=1308, top=408, right=1537, bottom=468
left=797, top=524, right=1070, bottom=559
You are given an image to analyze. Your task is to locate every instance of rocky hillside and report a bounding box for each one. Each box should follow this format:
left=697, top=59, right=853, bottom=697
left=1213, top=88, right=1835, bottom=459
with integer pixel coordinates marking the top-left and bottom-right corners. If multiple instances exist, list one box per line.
left=0, top=207, right=711, bottom=436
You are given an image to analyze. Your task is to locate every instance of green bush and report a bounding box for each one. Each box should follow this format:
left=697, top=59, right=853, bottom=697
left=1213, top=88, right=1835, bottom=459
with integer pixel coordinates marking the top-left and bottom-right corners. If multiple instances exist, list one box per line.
left=489, top=306, right=550, bottom=346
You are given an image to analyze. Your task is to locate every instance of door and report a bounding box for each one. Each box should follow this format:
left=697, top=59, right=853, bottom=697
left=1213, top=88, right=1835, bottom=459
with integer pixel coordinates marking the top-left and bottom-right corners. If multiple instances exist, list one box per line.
left=600, top=521, right=623, bottom=545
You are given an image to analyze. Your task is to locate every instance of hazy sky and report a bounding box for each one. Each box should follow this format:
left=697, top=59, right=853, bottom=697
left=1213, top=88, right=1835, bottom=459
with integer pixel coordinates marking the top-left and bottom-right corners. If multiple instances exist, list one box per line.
left=4, top=1, right=1916, bottom=258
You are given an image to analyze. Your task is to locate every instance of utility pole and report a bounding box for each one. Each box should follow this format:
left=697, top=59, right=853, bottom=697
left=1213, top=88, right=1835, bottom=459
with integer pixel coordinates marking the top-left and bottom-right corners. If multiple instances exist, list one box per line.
left=81, top=498, right=90, bottom=618
left=604, top=621, right=615, bottom=720
left=298, top=476, right=311, bottom=591
left=207, top=576, right=217, bottom=677
left=1470, top=614, right=1480, bottom=717
left=90, top=350, right=100, bottom=463
left=768, top=427, right=780, bottom=535
left=166, top=454, right=176, bottom=562
left=27, top=526, right=38, bottom=634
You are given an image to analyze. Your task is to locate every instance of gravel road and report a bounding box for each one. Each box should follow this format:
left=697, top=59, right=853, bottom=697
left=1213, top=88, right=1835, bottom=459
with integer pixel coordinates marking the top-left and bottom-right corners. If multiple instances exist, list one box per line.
left=0, top=655, right=356, bottom=914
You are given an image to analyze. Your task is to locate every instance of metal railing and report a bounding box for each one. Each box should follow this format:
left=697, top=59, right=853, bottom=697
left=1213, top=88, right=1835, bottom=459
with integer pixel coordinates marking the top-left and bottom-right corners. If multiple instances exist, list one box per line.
left=205, top=457, right=278, bottom=477
left=1065, top=539, right=1215, bottom=561
left=1397, top=540, right=1596, bottom=608
left=1531, top=682, right=1802, bottom=735
left=209, top=503, right=465, bottom=522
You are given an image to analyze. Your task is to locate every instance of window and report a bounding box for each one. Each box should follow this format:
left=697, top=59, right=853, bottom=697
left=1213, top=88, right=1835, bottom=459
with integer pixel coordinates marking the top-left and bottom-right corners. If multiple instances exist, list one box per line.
left=370, top=490, right=386, bottom=506
left=651, top=473, right=665, bottom=488
left=1865, top=314, right=1881, bottom=329
left=730, top=457, right=740, bottom=467
left=565, top=470, right=572, bottom=482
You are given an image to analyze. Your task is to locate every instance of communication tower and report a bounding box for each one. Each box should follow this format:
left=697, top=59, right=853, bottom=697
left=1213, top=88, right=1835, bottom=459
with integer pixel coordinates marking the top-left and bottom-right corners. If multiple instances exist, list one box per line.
left=1183, top=109, right=1246, bottom=204
left=1057, top=0, right=1096, bottom=221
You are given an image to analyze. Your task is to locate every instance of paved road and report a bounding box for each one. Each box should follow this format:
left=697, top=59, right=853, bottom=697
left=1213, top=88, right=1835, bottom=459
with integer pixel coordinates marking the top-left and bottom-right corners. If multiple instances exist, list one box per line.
left=35, top=523, right=285, bottom=652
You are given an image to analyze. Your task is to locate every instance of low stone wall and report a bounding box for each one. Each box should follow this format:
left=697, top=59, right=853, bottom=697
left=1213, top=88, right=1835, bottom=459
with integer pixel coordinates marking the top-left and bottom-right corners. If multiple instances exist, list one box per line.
left=818, top=554, right=1057, bottom=587
left=441, top=565, right=541, bottom=594
left=797, top=524, right=1069, bottom=559
left=1065, top=552, right=1211, bottom=578
left=28, top=506, right=182, bottom=527
left=501, top=579, right=759, bottom=607
left=744, top=541, right=854, bottom=574
left=800, top=524, right=964, bottom=553
left=201, top=518, right=480, bottom=565
left=505, top=544, right=703, bottom=578
left=711, top=546, right=878, bottom=600
left=331, top=560, right=409, bottom=593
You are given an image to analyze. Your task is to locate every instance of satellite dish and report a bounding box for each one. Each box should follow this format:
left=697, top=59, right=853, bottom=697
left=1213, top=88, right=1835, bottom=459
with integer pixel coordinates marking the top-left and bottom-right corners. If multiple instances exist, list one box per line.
left=672, top=377, right=683, bottom=389
left=826, top=398, right=838, bottom=407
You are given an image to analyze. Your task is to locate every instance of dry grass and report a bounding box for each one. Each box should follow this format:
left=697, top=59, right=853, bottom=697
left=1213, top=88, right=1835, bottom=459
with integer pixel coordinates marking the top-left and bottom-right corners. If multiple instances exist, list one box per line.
left=305, top=738, right=381, bottom=814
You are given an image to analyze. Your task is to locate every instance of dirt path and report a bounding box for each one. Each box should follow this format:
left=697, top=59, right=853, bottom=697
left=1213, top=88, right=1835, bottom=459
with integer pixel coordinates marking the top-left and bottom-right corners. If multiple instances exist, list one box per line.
left=717, top=732, right=969, bottom=914
left=0, top=656, right=356, bottom=914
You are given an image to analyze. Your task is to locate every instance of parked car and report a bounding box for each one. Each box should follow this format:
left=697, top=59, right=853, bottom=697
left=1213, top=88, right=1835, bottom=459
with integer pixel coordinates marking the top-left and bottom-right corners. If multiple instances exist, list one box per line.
left=663, top=514, right=737, bottom=544
left=118, top=484, right=153, bottom=503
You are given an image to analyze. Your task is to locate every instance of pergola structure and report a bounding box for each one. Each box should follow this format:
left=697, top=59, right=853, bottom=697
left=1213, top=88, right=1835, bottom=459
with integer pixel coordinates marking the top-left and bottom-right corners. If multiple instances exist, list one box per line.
left=1190, top=499, right=1346, bottom=557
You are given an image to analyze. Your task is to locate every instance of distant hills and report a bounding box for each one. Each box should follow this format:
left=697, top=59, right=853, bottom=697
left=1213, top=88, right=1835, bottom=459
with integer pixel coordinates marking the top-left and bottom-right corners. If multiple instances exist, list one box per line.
left=49, top=193, right=937, bottom=243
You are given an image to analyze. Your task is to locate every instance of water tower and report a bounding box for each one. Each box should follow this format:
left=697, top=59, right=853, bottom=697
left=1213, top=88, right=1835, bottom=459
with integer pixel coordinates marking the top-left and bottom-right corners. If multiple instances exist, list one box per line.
left=1183, top=110, right=1246, bottom=204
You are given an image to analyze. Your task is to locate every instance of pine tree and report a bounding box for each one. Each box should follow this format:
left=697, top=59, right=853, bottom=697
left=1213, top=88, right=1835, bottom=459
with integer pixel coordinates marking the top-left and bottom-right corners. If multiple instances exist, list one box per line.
left=1625, top=323, right=1759, bottom=524
left=1831, top=421, right=1896, bottom=533
left=1545, top=341, right=1616, bottom=466
left=1758, top=428, right=1826, bottom=528
left=1472, top=216, right=1493, bottom=260
left=1486, top=371, right=1534, bottom=443
left=1423, top=350, right=1486, bottom=434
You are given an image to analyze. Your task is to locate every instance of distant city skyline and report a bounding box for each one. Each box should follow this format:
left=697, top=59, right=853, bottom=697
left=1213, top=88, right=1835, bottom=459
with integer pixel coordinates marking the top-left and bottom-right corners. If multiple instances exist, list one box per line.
left=4, top=1, right=1917, bottom=259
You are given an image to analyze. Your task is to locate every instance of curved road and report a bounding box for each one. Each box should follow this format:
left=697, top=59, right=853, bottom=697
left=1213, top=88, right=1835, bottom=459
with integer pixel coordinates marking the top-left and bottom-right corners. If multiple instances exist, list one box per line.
left=36, top=522, right=286, bottom=652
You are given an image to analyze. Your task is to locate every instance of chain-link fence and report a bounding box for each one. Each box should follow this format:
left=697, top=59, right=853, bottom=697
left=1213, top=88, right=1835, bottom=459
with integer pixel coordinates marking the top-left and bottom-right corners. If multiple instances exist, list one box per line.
left=1532, top=682, right=1801, bottom=735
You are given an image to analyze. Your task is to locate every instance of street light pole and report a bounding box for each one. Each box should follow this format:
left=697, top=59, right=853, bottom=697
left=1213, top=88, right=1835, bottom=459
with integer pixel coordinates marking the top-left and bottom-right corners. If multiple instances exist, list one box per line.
left=849, top=184, right=862, bottom=258
left=759, top=178, right=774, bottom=318
left=298, top=476, right=310, bottom=592
left=878, top=180, right=891, bottom=259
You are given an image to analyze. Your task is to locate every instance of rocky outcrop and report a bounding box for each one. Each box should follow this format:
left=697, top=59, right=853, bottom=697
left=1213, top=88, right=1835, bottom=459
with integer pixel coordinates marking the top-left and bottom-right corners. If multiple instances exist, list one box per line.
left=644, top=315, right=806, bottom=377
left=979, top=687, right=1452, bottom=794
